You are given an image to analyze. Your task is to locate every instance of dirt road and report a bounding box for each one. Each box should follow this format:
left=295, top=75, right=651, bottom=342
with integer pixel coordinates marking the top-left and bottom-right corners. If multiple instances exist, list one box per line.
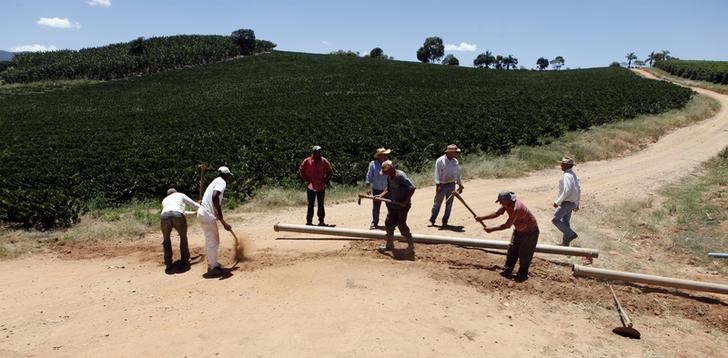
left=1, top=72, right=727, bottom=357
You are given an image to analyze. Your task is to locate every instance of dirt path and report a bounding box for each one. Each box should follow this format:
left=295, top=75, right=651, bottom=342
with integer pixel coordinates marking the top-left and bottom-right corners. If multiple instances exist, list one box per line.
left=2, top=73, right=728, bottom=357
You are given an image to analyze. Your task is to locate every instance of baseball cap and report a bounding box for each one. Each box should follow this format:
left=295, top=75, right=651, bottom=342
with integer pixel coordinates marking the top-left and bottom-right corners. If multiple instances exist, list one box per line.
left=495, top=190, right=516, bottom=203
left=166, top=188, right=177, bottom=195
left=218, top=166, right=232, bottom=175
left=312, top=145, right=322, bottom=152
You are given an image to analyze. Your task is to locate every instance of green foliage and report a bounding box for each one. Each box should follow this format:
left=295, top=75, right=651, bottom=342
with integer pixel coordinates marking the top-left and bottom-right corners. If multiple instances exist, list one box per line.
left=536, top=57, right=549, bottom=70
left=0, top=51, right=692, bottom=228
left=550, top=56, right=565, bottom=70
left=609, top=61, right=621, bottom=68
left=473, top=51, right=495, bottom=68
left=0, top=34, right=274, bottom=83
left=370, top=47, right=383, bottom=58
left=442, top=54, right=459, bottom=66
left=330, top=50, right=359, bottom=57
left=255, top=40, right=277, bottom=53
left=231, top=28, right=256, bottom=55
left=655, top=60, right=728, bottom=85
left=417, top=36, right=444, bottom=63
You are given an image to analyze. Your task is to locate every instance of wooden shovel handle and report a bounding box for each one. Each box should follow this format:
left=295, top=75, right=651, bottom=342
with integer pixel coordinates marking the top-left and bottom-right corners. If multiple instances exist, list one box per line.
left=452, top=191, right=487, bottom=228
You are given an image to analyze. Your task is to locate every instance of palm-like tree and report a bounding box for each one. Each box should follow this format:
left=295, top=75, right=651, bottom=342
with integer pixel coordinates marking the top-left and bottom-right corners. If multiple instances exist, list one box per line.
left=505, top=55, right=518, bottom=70
left=495, top=55, right=504, bottom=69
left=626, top=52, right=637, bottom=68
left=662, top=50, right=671, bottom=61
left=646, top=51, right=656, bottom=67
left=473, top=50, right=495, bottom=68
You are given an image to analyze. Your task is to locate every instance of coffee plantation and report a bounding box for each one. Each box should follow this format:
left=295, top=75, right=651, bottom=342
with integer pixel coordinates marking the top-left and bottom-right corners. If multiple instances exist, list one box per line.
left=656, top=60, right=728, bottom=85
left=0, top=51, right=692, bottom=228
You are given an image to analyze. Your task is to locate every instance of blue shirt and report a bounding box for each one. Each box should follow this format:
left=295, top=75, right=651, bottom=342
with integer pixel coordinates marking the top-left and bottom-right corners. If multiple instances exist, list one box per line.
left=366, top=160, right=389, bottom=191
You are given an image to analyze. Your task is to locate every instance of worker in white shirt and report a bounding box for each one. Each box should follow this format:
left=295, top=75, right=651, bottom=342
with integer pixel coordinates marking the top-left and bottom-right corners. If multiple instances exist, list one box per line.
left=552, top=157, right=581, bottom=246
left=197, top=166, right=233, bottom=278
left=160, top=188, right=201, bottom=274
left=429, top=144, right=464, bottom=227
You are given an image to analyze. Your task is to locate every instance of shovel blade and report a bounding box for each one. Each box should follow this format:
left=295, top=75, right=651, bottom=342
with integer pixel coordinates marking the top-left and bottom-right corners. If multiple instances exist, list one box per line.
left=612, top=326, right=641, bottom=339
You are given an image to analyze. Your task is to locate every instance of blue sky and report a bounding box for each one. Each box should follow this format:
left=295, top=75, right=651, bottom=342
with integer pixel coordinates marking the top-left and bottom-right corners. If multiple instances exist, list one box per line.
left=2, top=0, right=727, bottom=68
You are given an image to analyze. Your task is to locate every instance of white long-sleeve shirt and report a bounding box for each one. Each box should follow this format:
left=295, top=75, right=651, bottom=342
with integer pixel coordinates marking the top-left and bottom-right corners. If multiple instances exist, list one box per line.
left=555, top=169, right=580, bottom=206
left=161, top=192, right=201, bottom=214
left=434, top=155, right=462, bottom=185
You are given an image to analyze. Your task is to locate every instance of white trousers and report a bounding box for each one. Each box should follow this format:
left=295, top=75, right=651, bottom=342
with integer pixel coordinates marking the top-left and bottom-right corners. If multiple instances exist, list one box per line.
left=197, top=208, right=220, bottom=269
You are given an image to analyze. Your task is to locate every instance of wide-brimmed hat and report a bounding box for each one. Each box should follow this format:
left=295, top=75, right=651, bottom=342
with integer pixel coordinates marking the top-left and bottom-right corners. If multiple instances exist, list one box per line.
left=445, top=144, right=461, bottom=153
left=379, top=160, right=394, bottom=175
left=560, top=156, right=575, bottom=165
left=495, top=190, right=516, bottom=203
left=374, top=147, right=392, bottom=158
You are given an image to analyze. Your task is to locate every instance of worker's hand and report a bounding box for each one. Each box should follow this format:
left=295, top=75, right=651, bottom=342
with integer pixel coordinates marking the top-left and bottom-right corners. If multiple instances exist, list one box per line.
left=223, top=222, right=232, bottom=231
left=457, top=186, right=464, bottom=194
left=366, top=189, right=372, bottom=195
left=475, top=216, right=483, bottom=222
left=553, top=203, right=559, bottom=208
left=435, top=184, right=441, bottom=193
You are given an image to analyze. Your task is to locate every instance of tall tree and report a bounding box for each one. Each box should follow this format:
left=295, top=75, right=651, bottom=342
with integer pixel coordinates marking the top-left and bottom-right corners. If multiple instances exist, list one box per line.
left=550, top=56, right=565, bottom=70
left=495, top=55, right=504, bottom=69
left=504, top=55, right=518, bottom=70
left=609, top=61, right=621, bottom=67
left=416, top=36, right=445, bottom=63
left=473, top=51, right=495, bottom=68
left=662, top=50, right=671, bottom=61
left=442, top=54, right=459, bottom=66
left=369, top=47, right=383, bottom=58
left=536, top=57, right=549, bottom=70
left=625, top=52, right=637, bottom=68
left=646, top=51, right=657, bottom=67
left=231, top=28, right=256, bottom=55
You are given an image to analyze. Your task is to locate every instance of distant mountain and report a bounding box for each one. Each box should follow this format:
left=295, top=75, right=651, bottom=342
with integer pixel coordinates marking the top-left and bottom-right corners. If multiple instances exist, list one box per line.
left=0, top=50, right=15, bottom=61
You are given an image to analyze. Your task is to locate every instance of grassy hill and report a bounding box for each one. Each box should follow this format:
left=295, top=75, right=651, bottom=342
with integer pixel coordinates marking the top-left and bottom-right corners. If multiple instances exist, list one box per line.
left=0, top=51, right=692, bottom=228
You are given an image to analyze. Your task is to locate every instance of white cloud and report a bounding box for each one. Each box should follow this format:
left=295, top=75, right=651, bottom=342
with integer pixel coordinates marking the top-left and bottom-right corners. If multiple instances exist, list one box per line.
left=11, top=44, right=59, bottom=52
left=37, top=17, right=81, bottom=29
left=87, top=0, right=111, bottom=7
left=444, top=42, right=477, bottom=52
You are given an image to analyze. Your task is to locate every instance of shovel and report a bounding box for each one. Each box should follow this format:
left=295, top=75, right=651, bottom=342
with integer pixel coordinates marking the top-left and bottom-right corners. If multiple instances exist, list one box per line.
left=357, top=193, right=406, bottom=208
left=609, top=284, right=641, bottom=339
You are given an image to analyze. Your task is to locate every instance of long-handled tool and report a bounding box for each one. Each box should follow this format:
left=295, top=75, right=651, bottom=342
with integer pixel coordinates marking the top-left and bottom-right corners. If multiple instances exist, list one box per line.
left=452, top=191, right=487, bottom=229
left=357, top=193, right=406, bottom=208
left=198, top=163, right=207, bottom=201
left=609, top=284, right=641, bottom=339
left=229, top=230, right=245, bottom=263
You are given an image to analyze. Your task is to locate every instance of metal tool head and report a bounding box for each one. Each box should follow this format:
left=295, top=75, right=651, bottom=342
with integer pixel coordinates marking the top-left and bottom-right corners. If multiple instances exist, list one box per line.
left=612, top=326, right=641, bottom=339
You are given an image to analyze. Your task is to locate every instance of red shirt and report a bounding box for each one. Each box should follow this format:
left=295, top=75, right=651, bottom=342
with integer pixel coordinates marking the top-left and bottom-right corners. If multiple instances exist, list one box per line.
left=299, top=156, right=333, bottom=191
left=496, top=200, right=539, bottom=233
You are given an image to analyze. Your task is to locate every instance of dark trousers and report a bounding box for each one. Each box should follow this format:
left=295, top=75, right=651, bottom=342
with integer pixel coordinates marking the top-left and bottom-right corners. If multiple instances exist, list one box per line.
left=385, top=206, right=413, bottom=247
left=160, top=213, right=190, bottom=266
left=306, top=189, right=326, bottom=224
left=371, top=189, right=385, bottom=226
left=503, top=227, right=539, bottom=276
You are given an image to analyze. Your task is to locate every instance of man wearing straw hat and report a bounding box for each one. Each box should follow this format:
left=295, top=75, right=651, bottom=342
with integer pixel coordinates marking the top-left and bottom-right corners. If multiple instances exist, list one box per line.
left=429, top=144, right=464, bottom=227
left=376, top=160, right=417, bottom=257
left=553, top=156, right=581, bottom=246
left=365, top=147, right=391, bottom=230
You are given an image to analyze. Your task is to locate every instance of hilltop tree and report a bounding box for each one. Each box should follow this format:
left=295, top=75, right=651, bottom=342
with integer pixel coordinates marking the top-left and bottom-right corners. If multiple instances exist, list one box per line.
left=550, top=56, right=565, bottom=70
left=128, top=37, right=146, bottom=56
left=536, top=57, right=549, bottom=70
left=609, top=61, right=621, bottom=67
left=473, top=51, right=495, bottom=68
left=442, top=54, right=459, bottom=66
left=504, top=55, right=518, bottom=70
left=370, top=47, right=383, bottom=58
left=416, top=36, right=445, bottom=63
left=231, top=28, right=256, bottom=55
left=625, top=52, right=637, bottom=68
left=662, top=50, right=671, bottom=61
left=255, top=40, right=277, bottom=53
left=494, top=55, right=504, bottom=69
left=646, top=51, right=658, bottom=67
left=331, top=49, right=359, bottom=57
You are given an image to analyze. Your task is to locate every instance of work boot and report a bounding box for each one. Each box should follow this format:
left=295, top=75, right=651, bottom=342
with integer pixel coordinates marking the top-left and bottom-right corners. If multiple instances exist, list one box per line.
left=203, top=265, right=223, bottom=279
left=562, top=233, right=578, bottom=246
left=499, top=269, right=513, bottom=278
left=514, top=273, right=529, bottom=282
left=369, top=223, right=377, bottom=230
left=164, top=265, right=174, bottom=275
left=305, top=222, right=313, bottom=226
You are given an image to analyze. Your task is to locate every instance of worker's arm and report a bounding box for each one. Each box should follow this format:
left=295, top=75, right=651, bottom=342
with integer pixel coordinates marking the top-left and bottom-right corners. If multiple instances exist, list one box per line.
left=404, top=188, right=416, bottom=205
left=298, top=160, right=309, bottom=184
left=434, top=159, right=442, bottom=192
left=182, top=194, right=201, bottom=210
left=365, top=162, right=374, bottom=194
left=475, top=207, right=505, bottom=222
left=484, top=210, right=515, bottom=233
left=375, top=189, right=388, bottom=198
left=212, top=191, right=231, bottom=231
left=456, top=161, right=464, bottom=193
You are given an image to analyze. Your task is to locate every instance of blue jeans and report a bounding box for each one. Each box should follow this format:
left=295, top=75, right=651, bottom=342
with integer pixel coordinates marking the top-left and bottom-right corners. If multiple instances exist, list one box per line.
left=430, top=183, right=455, bottom=225
left=552, top=201, right=577, bottom=239
left=371, top=189, right=385, bottom=226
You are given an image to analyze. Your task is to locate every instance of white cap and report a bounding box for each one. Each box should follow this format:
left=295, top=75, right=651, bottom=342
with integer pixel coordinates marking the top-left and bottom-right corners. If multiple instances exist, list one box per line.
left=218, top=166, right=232, bottom=175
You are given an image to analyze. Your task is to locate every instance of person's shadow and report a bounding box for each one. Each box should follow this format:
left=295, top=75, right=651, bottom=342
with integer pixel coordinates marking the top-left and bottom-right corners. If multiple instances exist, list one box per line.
left=377, top=248, right=416, bottom=261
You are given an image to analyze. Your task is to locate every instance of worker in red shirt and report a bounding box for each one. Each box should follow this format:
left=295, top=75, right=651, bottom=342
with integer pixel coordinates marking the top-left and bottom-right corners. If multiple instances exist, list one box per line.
left=476, top=190, right=540, bottom=282
left=298, top=145, right=334, bottom=226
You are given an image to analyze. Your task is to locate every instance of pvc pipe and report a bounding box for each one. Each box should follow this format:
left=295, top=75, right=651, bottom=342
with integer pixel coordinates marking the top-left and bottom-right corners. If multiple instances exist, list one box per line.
left=273, top=223, right=599, bottom=258
left=708, top=253, right=728, bottom=259
left=573, top=264, right=728, bottom=295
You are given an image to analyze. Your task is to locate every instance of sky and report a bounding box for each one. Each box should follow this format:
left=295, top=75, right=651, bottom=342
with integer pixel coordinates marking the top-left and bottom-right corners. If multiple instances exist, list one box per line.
left=2, top=0, right=727, bottom=68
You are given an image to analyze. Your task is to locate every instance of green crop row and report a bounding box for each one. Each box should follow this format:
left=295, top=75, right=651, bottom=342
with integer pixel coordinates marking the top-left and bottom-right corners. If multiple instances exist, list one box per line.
left=655, top=60, right=728, bottom=84
left=0, top=35, right=275, bottom=83
left=0, top=51, right=692, bottom=228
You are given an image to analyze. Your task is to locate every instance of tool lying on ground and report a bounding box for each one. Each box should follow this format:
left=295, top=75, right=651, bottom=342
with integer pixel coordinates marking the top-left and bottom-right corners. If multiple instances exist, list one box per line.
left=452, top=191, right=487, bottom=229
left=708, top=252, right=728, bottom=259
left=357, top=193, right=406, bottom=207
left=229, top=230, right=245, bottom=263
left=608, top=284, right=641, bottom=339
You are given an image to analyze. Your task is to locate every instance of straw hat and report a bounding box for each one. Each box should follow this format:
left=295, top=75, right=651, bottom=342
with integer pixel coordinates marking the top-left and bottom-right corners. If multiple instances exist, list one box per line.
left=445, top=144, right=461, bottom=153
left=373, top=147, right=392, bottom=158
left=560, top=157, right=575, bottom=165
